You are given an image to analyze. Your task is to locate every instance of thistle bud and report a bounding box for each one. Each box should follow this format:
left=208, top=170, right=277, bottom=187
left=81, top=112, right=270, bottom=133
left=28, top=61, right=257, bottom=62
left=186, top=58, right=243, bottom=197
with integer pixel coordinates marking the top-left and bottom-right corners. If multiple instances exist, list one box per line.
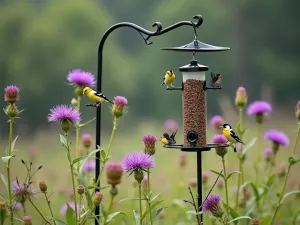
left=109, top=186, right=119, bottom=197
left=106, top=162, right=124, bottom=186
left=61, top=120, right=70, bottom=133
left=23, top=216, right=32, bottom=225
left=235, top=86, right=247, bottom=108
left=93, top=192, right=103, bottom=206
left=211, top=135, right=228, bottom=158
left=188, top=178, right=197, bottom=188
left=4, top=85, right=20, bottom=104
left=77, top=185, right=85, bottom=195
left=263, top=148, right=274, bottom=163
left=296, top=101, right=300, bottom=120
left=71, top=98, right=78, bottom=107
left=75, top=86, right=83, bottom=96
left=81, top=133, right=92, bottom=148
left=5, top=104, right=19, bottom=118
left=112, top=96, right=128, bottom=118
left=142, top=135, right=157, bottom=155
left=134, top=170, right=144, bottom=183
left=0, top=201, right=6, bottom=209
left=39, top=181, right=47, bottom=193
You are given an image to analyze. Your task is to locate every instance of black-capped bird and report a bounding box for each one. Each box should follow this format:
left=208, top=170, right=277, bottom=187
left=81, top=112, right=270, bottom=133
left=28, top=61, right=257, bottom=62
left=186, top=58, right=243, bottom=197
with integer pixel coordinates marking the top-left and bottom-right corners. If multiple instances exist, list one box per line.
left=161, top=70, right=175, bottom=88
left=220, top=124, right=244, bottom=152
left=160, top=129, right=178, bottom=145
left=211, top=72, right=222, bottom=87
left=83, top=87, right=113, bottom=107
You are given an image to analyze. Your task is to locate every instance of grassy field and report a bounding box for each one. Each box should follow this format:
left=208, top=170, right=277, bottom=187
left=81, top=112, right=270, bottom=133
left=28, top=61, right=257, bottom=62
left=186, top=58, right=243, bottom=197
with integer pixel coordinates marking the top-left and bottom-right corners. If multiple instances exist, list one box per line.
left=0, top=110, right=299, bottom=225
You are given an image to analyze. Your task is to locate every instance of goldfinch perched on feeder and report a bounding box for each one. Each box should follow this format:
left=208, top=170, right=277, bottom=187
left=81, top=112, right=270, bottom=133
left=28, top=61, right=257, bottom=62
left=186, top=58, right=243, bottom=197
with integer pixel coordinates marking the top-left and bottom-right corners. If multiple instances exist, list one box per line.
left=211, top=72, right=222, bottom=87
left=220, top=124, right=244, bottom=152
left=83, top=87, right=113, bottom=107
left=161, top=70, right=175, bottom=88
left=160, top=129, right=178, bottom=145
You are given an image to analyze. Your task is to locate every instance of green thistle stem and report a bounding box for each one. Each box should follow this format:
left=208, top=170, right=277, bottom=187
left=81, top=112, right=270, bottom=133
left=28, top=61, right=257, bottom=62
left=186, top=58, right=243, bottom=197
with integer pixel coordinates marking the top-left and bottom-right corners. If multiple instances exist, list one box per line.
left=104, top=193, right=115, bottom=225
left=235, top=107, right=244, bottom=210
left=269, top=123, right=300, bottom=225
left=75, top=95, right=81, bottom=185
left=147, top=169, right=153, bottom=225
left=65, top=132, right=78, bottom=225
left=222, top=157, right=229, bottom=217
left=44, top=193, right=56, bottom=225
left=138, top=183, right=143, bottom=225
left=6, top=118, right=14, bottom=225
left=78, top=196, right=82, bottom=224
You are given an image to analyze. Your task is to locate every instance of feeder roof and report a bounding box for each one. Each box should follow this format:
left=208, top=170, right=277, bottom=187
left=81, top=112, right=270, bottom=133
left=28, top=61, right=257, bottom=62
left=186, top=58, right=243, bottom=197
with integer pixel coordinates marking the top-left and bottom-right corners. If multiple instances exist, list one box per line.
left=161, top=40, right=230, bottom=52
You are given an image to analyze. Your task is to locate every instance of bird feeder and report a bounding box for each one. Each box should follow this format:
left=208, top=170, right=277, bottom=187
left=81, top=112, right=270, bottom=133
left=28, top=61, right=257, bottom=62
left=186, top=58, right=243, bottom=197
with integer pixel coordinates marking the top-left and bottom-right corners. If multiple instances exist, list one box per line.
left=161, top=25, right=230, bottom=220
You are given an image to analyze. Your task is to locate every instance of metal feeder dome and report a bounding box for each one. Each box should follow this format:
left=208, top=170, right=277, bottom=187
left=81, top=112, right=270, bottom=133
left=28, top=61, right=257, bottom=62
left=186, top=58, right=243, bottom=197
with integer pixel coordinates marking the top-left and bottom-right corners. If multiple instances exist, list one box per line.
left=161, top=39, right=230, bottom=52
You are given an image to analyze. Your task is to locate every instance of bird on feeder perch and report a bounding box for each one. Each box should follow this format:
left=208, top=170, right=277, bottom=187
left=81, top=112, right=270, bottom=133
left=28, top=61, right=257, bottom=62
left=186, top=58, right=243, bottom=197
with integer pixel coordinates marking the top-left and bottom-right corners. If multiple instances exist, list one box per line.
left=210, top=72, right=222, bottom=88
left=160, top=129, right=178, bottom=146
left=161, top=70, right=176, bottom=89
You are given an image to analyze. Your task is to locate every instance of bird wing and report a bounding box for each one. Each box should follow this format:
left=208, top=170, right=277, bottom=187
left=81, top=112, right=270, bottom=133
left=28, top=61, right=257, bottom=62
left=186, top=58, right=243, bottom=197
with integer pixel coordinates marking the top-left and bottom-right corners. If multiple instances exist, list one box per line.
left=211, top=72, right=217, bottom=82
left=230, top=130, right=244, bottom=144
left=170, top=129, right=178, bottom=140
left=92, top=90, right=113, bottom=104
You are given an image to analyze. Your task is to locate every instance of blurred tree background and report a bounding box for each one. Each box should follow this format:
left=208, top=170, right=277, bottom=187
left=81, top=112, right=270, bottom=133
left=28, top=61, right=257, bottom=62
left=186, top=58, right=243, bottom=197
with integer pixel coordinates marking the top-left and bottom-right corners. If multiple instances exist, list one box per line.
left=0, top=0, right=299, bottom=135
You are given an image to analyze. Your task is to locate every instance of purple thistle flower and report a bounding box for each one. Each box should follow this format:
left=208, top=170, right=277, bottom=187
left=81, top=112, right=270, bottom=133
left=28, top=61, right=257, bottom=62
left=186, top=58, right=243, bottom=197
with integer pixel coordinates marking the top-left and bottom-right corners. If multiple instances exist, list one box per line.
left=67, top=69, right=96, bottom=87
left=203, top=194, right=224, bottom=218
left=12, top=181, right=35, bottom=203
left=211, top=135, right=228, bottom=157
left=123, top=152, right=155, bottom=172
left=48, top=105, right=80, bottom=123
left=112, top=96, right=128, bottom=118
left=265, top=130, right=289, bottom=146
left=60, top=202, right=80, bottom=216
left=4, top=85, right=20, bottom=104
left=210, top=115, right=224, bottom=132
left=164, top=120, right=178, bottom=131
left=82, top=160, right=96, bottom=172
left=247, top=101, right=272, bottom=115
left=12, top=201, right=22, bottom=210
left=142, top=135, right=157, bottom=155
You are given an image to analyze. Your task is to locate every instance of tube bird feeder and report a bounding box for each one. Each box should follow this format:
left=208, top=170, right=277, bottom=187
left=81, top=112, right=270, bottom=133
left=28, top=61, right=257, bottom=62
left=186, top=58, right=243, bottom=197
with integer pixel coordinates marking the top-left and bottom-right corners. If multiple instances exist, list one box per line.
left=161, top=22, right=230, bottom=223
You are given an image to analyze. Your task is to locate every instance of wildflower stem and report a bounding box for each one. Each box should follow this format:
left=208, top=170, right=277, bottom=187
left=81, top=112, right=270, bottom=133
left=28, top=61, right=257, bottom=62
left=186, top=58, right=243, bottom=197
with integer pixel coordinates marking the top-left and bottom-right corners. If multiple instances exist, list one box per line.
left=255, top=122, right=262, bottom=183
left=138, top=183, right=143, bottom=225
left=147, top=169, right=153, bottom=225
left=65, top=133, right=78, bottom=225
left=75, top=95, right=81, bottom=185
left=104, top=193, right=115, bottom=225
left=221, top=157, right=229, bottom=217
left=22, top=203, right=26, bottom=215
left=99, top=117, right=118, bottom=179
left=78, top=196, right=82, bottom=224
left=6, top=118, right=14, bottom=225
left=269, top=123, right=300, bottom=225
left=28, top=198, right=51, bottom=224
left=44, top=193, right=57, bottom=225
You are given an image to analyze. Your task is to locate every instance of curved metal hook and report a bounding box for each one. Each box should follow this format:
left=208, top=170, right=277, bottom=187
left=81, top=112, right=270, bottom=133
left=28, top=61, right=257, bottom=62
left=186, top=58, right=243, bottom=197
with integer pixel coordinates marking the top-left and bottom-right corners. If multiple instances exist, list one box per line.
left=152, top=22, right=163, bottom=34
left=192, top=15, right=203, bottom=28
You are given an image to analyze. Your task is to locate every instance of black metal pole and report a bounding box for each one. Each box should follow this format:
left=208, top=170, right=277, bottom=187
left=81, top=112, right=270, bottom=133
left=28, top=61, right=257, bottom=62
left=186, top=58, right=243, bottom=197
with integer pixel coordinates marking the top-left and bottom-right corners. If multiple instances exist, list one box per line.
left=95, top=15, right=203, bottom=224
left=197, top=151, right=203, bottom=222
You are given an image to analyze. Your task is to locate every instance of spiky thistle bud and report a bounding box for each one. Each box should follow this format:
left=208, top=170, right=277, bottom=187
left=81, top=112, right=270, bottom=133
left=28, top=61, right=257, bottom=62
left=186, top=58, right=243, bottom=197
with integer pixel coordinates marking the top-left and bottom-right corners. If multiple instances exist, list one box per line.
left=252, top=218, right=260, bottom=225
left=71, top=98, right=78, bottom=107
left=81, top=133, right=92, bottom=149
left=23, top=216, right=32, bottom=225
left=142, top=135, right=157, bottom=155
left=93, top=192, right=103, bottom=206
left=4, top=85, right=20, bottom=104
left=112, top=96, right=128, bottom=118
left=106, top=162, right=124, bottom=186
left=77, top=185, right=85, bottom=195
left=235, top=86, right=247, bottom=108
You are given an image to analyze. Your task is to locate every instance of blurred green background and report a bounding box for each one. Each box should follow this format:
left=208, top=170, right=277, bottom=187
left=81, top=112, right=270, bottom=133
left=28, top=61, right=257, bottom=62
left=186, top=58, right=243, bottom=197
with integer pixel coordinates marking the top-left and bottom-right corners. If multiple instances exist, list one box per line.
left=0, top=0, right=299, bottom=135
left=0, top=0, right=300, bottom=224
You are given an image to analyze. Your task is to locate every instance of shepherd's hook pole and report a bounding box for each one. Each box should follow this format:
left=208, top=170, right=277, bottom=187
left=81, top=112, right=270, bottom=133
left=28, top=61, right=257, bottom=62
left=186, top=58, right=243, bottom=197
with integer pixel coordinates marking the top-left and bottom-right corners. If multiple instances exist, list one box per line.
left=95, top=15, right=203, bottom=225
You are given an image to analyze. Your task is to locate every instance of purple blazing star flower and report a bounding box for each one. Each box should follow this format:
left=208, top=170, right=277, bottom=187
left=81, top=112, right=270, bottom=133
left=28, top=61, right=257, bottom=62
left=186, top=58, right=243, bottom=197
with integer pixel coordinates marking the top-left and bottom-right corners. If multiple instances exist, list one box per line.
left=82, top=160, right=96, bottom=172
left=247, top=101, right=272, bottom=115
left=4, top=85, right=20, bottom=104
left=123, top=152, right=155, bottom=173
left=142, top=135, right=157, bottom=155
left=67, top=69, right=96, bottom=87
left=60, top=202, right=80, bottom=216
left=203, top=194, right=224, bottom=218
left=265, top=130, right=289, bottom=153
left=211, top=135, right=228, bottom=157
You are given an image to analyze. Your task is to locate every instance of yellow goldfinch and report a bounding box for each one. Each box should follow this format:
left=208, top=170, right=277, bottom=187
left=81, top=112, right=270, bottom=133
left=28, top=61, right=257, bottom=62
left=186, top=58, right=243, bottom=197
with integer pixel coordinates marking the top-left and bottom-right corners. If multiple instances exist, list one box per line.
left=160, top=129, right=178, bottom=145
left=83, top=87, right=113, bottom=107
left=220, top=124, right=244, bottom=152
left=161, top=70, right=175, bottom=88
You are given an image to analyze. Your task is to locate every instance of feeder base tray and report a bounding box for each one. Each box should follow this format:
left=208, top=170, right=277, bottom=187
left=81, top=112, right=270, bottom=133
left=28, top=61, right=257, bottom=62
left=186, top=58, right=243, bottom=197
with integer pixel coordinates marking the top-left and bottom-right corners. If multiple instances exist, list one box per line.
left=163, top=143, right=229, bottom=152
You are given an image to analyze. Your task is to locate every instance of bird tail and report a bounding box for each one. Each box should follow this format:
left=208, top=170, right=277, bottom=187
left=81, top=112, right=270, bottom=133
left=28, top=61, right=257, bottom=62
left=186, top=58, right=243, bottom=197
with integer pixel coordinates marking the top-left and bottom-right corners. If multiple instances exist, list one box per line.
left=108, top=99, right=113, bottom=104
